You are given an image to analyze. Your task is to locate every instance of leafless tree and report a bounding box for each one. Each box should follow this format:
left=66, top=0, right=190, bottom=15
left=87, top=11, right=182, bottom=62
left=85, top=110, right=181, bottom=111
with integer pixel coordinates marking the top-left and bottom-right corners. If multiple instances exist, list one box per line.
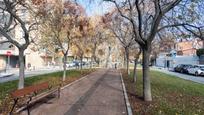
left=130, top=46, right=141, bottom=83
left=0, top=0, right=38, bottom=89
left=105, top=0, right=204, bottom=101
left=39, top=0, right=84, bottom=81
left=106, top=12, right=135, bottom=75
left=89, top=18, right=106, bottom=67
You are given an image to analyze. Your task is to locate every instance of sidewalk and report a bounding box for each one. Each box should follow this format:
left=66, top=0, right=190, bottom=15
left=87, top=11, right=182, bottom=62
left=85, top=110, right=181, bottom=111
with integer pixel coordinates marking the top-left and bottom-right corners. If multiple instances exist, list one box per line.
left=0, top=68, right=62, bottom=83
left=0, top=68, right=17, bottom=78
left=20, top=69, right=127, bottom=115
left=0, top=72, right=14, bottom=78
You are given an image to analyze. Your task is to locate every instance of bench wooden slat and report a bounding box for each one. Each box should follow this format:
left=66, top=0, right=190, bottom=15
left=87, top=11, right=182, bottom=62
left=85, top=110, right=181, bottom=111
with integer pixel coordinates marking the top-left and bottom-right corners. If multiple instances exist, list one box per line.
left=16, top=87, right=60, bottom=113
left=10, top=82, right=60, bottom=114
left=11, top=82, right=49, bottom=98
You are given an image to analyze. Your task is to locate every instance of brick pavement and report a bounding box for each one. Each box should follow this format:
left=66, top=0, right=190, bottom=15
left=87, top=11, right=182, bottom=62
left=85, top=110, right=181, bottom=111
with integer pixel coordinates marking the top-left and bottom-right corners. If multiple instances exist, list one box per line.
left=20, top=69, right=127, bottom=115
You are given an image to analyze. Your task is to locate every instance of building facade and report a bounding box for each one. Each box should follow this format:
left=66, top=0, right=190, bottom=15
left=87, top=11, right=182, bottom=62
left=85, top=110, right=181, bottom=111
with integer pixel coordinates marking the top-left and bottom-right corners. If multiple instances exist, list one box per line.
left=156, top=39, right=204, bottom=68
left=0, top=0, right=62, bottom=70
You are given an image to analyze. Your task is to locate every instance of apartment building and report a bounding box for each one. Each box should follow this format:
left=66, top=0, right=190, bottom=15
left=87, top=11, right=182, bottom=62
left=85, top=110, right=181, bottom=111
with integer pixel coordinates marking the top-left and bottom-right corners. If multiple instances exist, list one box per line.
left=156, top=39, right=203, bottom=68
left=0, top=0, right=61, bottom=70
left=176, top=40, right=203, bottom=56
left=0, top=0, right=91, bottom=70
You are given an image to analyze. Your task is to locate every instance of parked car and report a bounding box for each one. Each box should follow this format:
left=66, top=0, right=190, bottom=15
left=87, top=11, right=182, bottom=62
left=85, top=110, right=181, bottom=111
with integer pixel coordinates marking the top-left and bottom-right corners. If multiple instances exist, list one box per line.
left=187, top=65, right=204, bottom=76
left=174, top=64, right=192, bottom=73
left=72, top=61, right=79, bottom=67
left=66, top=62, right=75, bottom=67
left=78, top=61, right=86, bottom=66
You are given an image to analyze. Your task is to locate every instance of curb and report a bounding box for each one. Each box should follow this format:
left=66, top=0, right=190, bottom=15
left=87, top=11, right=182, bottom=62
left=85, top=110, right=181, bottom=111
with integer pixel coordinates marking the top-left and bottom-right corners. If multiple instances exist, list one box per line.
left=120, top=72, right=133, bottom=115
left=61, top=72, right=92, bottom=90
left=0, top=73, right=14, bottom=78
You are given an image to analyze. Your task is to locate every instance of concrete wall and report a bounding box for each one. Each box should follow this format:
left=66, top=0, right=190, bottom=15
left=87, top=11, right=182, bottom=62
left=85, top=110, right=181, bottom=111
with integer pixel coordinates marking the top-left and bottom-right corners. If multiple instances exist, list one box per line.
left=25, top=51, right=45, bottom=69
left=0, top=56, right=6, bottom=70
left=156, top=55, right=199, bottom=68
left=199, top=55, right=204, bottom=64
left=156, top=57, right=165, bottom=67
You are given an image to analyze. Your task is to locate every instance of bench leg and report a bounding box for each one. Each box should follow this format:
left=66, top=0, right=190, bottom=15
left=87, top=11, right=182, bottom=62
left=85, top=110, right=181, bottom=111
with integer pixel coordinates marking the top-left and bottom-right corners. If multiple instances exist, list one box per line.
left=27, top=96, right=32, bottom=115
left=10, top=98, right=18, bottom=115
left=27, top=108, right=30, bottom=115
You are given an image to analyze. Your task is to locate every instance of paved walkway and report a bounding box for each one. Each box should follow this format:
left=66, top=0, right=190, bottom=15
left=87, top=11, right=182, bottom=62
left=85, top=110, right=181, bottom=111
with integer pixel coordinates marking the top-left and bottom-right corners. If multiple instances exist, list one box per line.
left=20, top=69, right=127, bottom=115
left=153, top=68, right=204, bottom=84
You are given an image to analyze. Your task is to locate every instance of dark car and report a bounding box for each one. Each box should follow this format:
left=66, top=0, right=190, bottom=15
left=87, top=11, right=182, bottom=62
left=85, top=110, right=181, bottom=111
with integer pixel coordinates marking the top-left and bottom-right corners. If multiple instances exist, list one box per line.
left=72, top=61, right=79, bottom=67
left=174, top=64, right=192, bottom=73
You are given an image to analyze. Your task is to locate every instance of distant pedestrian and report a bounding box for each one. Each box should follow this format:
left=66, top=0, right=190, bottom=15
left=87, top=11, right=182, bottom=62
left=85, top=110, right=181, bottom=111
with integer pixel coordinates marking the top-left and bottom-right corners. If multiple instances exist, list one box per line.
left=16, top=63, right=19, bottom=68
left=27, top=63, right=31, bottom=71
left=115, top=63, right=117, bottom=69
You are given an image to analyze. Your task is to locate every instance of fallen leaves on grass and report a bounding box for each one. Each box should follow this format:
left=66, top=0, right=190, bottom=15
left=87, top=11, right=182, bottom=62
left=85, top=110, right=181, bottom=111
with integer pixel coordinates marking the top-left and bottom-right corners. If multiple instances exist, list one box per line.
left=121, top=69, right=204, bottom=115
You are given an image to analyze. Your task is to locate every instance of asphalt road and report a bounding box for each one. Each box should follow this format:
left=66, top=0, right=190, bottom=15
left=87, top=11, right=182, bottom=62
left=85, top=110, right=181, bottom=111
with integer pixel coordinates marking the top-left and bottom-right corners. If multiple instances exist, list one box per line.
left=0, top=68, right=62, bottom=83
left=153, top=68, right=204, bottom=84
left=0, top=66, right=88, bottom=83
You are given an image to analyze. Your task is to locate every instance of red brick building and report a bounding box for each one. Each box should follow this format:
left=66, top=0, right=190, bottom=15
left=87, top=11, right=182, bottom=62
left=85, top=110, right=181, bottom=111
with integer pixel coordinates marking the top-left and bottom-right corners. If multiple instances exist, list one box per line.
left=176, top=39, right=204, bottom=56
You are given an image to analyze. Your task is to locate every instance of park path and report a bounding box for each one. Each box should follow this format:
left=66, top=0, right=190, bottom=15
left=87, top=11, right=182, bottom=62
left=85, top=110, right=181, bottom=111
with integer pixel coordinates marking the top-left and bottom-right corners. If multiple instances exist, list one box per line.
left=20, top=69, right=127, bottom=115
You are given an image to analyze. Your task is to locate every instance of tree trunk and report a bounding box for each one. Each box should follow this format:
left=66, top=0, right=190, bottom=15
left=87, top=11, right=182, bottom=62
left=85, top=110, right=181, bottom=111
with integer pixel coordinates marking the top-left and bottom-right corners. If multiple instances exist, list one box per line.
left=18, top=49, right=25, bottom=89
left=125, top=48, right=130, bottom=76
left=123, top=53, right=126, bottom=68
left=63, top=54, right=67, bottom=81
left=142, top=48, right=152, bottom=101
left=90, top=58, right=92, bottom=69
left=133, top=58, right=138, bottom=82
left=203, top=40, right=204, bottom=48
left=80, top=56, right=83, bottom=70
left=52, top=55, right=55, bottom=66
left=90, top=56, right=93, bottom=68
left=106, top=46, right=111, bottom=68
left=98, top=59, right=101, bottom=67
left=92, top=43, right=97, bottom=64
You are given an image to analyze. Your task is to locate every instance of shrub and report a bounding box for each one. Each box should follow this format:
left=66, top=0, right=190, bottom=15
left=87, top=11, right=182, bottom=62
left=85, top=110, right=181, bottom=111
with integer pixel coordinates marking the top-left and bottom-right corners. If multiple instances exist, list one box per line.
left=196, top=48, right=204, bottom=57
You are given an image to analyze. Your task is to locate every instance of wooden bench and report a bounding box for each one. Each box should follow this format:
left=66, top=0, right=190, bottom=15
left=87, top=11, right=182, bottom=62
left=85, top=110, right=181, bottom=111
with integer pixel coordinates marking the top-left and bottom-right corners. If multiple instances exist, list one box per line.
left=10, top=82, right=60, bottom=114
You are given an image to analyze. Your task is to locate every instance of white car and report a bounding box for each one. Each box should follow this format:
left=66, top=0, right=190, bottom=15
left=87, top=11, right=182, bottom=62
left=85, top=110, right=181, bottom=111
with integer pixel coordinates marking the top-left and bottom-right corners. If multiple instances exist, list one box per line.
left=187, top=65, right=204, bottom=76
left=66, top=63, right=75, bottom=67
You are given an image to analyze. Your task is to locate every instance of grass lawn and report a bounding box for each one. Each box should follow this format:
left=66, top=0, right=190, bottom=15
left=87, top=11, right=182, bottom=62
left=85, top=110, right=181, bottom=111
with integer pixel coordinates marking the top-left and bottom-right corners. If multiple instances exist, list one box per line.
left=122, top=70, right=204, bottom=115
left=129, top=63, right=142, bottom=69
left=0, top=69, right=95, bottom=113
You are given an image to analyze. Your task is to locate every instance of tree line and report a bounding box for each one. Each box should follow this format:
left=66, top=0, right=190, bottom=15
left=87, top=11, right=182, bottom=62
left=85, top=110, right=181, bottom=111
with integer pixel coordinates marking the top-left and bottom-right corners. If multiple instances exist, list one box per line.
left=1, top=0, right=204, bottom=103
